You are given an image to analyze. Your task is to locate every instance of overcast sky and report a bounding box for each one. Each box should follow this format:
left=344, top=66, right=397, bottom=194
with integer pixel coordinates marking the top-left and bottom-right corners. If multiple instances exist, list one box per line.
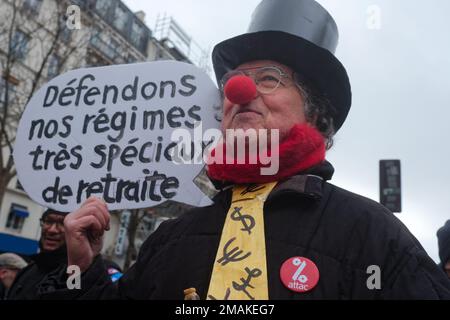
left=123, top=0, right=450, bottom=262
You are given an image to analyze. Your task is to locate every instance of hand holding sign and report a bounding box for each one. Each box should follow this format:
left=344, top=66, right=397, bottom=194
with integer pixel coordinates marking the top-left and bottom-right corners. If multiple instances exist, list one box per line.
left=65, top=197, right=110, bottom=272
left=14, top=61, right=221, bottom=211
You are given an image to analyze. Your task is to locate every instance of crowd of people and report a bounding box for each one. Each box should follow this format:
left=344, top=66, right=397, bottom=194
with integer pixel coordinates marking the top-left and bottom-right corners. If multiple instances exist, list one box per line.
left=0, top=209, right=122, bottom=299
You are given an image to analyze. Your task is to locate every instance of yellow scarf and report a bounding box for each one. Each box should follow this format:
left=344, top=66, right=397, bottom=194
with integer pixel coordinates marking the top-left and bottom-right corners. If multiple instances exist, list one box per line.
left=207, top=182, right=277, bottom=300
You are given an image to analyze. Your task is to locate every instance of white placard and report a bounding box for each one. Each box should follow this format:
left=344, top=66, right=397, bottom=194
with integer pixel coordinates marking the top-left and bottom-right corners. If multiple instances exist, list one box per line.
left=14, top=61, right=222, bottom=211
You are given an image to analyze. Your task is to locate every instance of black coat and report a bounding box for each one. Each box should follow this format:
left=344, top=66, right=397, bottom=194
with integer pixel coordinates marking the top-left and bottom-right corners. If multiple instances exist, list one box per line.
left=7, top=246, right=67, bottom=300
left=0, top=281, right=6, bottom=300
left=40, top=161, right=450, bottom=299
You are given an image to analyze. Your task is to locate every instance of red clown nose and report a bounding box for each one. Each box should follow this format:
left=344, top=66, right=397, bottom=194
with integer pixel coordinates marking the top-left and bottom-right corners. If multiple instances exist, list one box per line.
left=224, top=75, right=257, bottom=105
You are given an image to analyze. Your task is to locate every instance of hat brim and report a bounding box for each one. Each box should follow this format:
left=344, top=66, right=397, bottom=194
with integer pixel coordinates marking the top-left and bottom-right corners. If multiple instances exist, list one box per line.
left=212, top=31, right=352, bottom=132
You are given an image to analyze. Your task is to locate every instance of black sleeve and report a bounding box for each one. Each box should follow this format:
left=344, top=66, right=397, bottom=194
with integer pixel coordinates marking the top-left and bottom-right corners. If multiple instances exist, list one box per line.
left=38, top=219, right=174, bottom=300
left=383, top=243, right=450, bottom=299
left=37, top=255, right=112, bottom=299
left=336, top=193, right=450, bottom=300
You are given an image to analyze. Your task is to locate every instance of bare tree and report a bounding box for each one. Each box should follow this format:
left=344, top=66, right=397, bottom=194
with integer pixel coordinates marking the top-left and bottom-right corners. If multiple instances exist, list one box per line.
left=0, top=0, right=90, bottom=204
left=122, top=202, right=193, bottom=271
left=0, top=1, right=200, bottom=271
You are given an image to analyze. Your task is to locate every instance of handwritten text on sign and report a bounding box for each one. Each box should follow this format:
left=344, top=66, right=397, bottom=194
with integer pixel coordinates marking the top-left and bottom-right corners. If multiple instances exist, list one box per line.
left=14, top=61, right=221, bottom=211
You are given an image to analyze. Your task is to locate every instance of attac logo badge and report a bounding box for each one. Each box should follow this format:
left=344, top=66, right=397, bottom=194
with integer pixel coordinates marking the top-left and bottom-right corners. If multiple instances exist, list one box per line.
left=280, top=257, right=320, bottom=293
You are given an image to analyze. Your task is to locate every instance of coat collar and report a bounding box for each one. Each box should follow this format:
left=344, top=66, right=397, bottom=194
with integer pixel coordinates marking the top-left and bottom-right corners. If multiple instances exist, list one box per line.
left=210, top=160, right=334, bottom=203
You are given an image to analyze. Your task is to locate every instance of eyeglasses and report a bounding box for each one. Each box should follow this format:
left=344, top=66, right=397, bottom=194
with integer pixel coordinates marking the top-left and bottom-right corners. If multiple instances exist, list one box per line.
left=40, top=218, right=65, bottom=230
left=220, top=66, right=295, bottom=94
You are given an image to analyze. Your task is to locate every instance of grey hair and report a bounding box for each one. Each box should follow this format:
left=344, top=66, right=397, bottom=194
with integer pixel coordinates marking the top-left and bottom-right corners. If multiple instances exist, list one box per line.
left=294, top=75, right=336, bottom=150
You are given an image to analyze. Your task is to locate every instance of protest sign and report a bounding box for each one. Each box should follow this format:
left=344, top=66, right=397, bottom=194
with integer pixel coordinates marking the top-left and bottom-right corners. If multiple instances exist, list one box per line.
left=13, top=61, right=222, bottom=211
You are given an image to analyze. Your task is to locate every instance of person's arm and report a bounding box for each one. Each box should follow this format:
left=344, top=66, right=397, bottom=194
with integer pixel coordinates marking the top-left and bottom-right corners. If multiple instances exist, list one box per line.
left=36, top=196, right=112, bottom=299
left=383, top=245, right=450, bottom=299
left=38, top=206, right=172, bottom=300
left=65, top=197, right=110, bottom=273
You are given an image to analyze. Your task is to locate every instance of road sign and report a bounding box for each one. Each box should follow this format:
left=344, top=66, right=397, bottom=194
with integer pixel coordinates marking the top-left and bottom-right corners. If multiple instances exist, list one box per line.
left=379, top=160, right=402, bottom=213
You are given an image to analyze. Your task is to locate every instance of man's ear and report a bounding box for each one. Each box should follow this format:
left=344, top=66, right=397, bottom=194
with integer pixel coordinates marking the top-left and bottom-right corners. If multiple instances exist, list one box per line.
left=0, top=268, right=7, bottom=279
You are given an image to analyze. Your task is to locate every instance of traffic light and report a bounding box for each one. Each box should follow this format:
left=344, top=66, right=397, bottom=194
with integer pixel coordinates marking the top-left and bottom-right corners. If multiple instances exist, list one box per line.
left=379, top=160, right=402, bottom=213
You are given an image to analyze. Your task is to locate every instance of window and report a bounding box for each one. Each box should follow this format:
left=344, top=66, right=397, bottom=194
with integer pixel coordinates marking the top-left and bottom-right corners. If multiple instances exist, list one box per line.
left=47, top=54, right=60, bottom=79
left=0, top=78, right=6, bottom=106
left=57, top=15, right=72, bottom=44
left=11, top=30, right=29, bottom=61
left=110, top=39, right=121, bottom=55
left=113, top=5, right=128, bottom=31
left=127, top=54, right=137, bottom=64
left=90, top=33, right=121, bottom=61
left=23, top=0, right=43, bottom=15
left=95, top=0, right=110, bottom=15
left=6, top=204, right=29, bottom=232
left=0, top=77, right=17, bottom=107
left=131, top=21, right=144, bottom=49
left=90, top=26, right=102, bottom=43
left=60, top=26, right=72, bottom=44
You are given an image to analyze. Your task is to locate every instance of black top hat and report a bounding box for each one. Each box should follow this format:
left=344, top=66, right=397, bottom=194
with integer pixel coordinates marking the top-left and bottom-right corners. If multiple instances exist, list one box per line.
left=212, top=0, right=352, bottom=132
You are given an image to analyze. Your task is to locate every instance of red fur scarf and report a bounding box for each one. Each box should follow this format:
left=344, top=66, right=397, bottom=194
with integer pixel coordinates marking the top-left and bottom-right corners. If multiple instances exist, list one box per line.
left=206, top=124, right=325, bottom=184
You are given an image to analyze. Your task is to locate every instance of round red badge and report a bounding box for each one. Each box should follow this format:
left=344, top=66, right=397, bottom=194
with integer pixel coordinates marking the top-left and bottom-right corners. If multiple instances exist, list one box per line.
left=280, top=257, right=320, bottom=293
